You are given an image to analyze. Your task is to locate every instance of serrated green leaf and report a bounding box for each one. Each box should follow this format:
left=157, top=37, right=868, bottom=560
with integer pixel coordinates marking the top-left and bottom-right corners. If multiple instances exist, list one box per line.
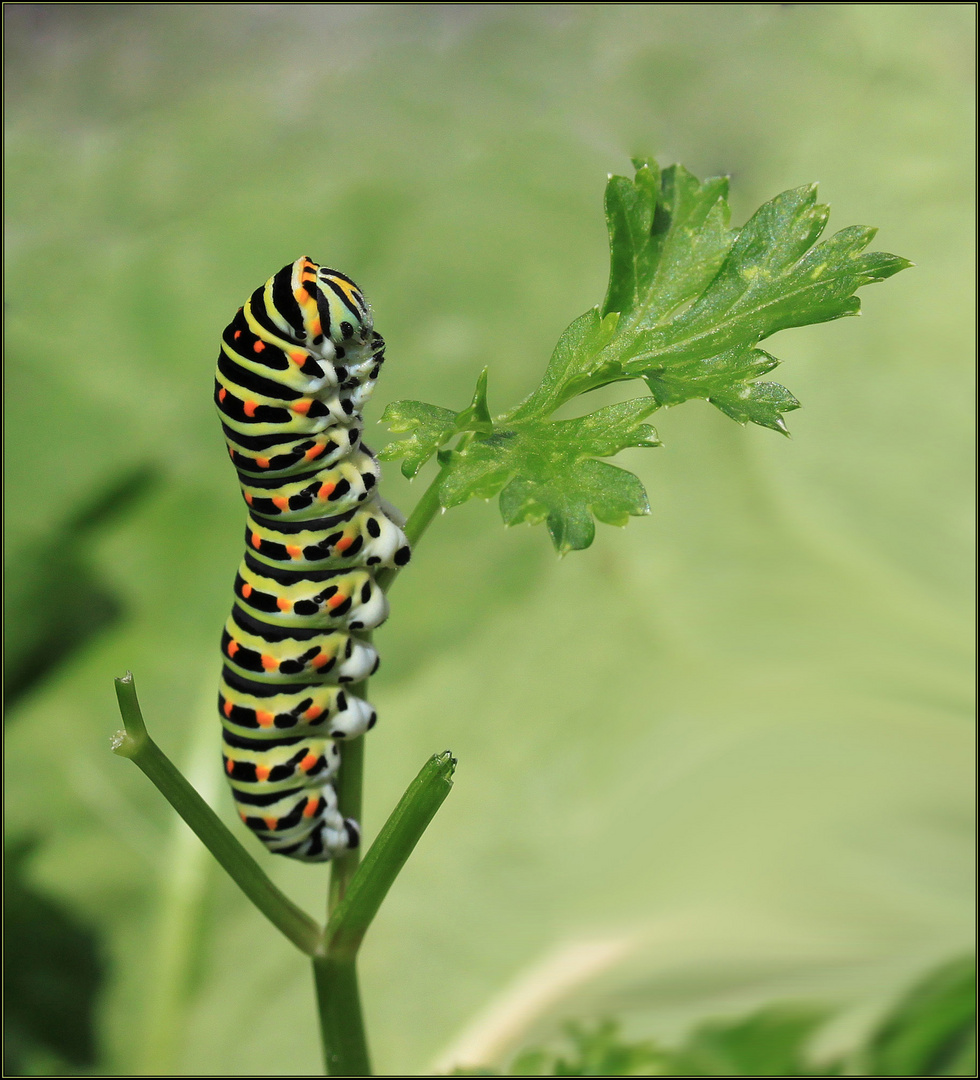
left=639, top=341, right=800, bottom=433
left=507, top=163, right=908, bottom=437
left=453, top=367, right=494, bottom=435
left=708, top=379, right=801, bottom=434
left=380, top=370, right=497, bottom=478
left=499, top=459, right=649, bottom=553
left=602, top=159, right=663, bottom=324
left=507, top=308, right=623, bottom=423
left=607, top=176, right=911, bottom=427
left=378, top=400, right=459, bottom=478
left=383, top=160, right=909, bottom=547
left=604, top=161, right=734, bottom=327
left=514, top=161, right=735, bottom=422
left=437, top=399, right=660, bottom=553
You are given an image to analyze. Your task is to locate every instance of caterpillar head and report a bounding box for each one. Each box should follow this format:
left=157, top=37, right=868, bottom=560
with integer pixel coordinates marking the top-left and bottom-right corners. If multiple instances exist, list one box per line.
left=289, top=257, right=373, bottom=351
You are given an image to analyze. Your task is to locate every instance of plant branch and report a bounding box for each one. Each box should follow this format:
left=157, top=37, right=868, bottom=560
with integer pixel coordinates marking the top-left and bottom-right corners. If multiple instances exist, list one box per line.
left=314, top=752, right=456, bottom=1075
left=326, top=751, right=456, bottom=958
left=317, top=464, right=454, bottom=1073
left=112, top=672, right=322, bottom=956
left=313, top=955, right=371, bottom=1076
left=328, top=709, right=367, bottom=917
left=329, top=465, right=447, bottom=914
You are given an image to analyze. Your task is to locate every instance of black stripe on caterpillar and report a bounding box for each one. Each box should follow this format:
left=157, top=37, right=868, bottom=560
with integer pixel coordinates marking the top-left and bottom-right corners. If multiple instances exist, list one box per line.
left=215, top=257, right=409, bottom=862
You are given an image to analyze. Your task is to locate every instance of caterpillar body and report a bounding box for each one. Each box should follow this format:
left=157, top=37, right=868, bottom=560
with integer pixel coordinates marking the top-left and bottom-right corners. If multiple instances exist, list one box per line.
left=215, top=257, right=409, bottom=862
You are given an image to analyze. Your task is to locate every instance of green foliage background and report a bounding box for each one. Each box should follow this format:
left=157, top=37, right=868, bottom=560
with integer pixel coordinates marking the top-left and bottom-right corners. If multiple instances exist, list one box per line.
left=4, top=5, right=974, bottom=1075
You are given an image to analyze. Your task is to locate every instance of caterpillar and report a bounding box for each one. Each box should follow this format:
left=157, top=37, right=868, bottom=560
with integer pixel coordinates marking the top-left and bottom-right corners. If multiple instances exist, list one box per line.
left=214, top=257, right=410, bottom=862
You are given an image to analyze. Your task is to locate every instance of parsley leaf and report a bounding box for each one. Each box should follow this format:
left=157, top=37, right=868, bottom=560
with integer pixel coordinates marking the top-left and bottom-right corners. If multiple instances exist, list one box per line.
left=379, top=370, right=493, bottom=478
left=377, top=400, right=458, bottom=479
left=436, top=399, right=659, bottom=554
left=380, top=161, right=910, bottom=550
left=610, top=167, right=911, bottom=429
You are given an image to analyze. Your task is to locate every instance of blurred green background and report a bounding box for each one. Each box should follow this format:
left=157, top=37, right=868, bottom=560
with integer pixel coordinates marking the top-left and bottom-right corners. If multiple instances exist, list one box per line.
left=3, top=4, right=974, bottom=1075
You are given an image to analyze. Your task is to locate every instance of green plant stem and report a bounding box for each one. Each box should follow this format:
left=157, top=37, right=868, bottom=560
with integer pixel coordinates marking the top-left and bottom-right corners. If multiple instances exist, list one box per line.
left=326, top=751, right=455, bottom=956
left=375, top=464, right=447, bottom=594
left=313, top=957, right=371, bottom=1076
left=328, top=725, right=366, bottom=916
left=328, top=467, right=447, bottom=915
left=319, top=466, right=450, bottom=1071
left=314, top=752, right=456, bottom=1076
left=112, top=673, right=321, bottom=956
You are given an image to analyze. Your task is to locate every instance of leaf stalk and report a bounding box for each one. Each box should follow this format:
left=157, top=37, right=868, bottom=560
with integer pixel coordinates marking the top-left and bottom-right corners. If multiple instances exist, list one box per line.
left=112, top=673, right=322, bottom=955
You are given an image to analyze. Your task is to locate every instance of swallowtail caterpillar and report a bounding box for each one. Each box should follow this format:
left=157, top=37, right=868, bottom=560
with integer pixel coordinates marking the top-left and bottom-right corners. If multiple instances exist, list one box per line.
left=214, top=258, right=409, bottom=861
